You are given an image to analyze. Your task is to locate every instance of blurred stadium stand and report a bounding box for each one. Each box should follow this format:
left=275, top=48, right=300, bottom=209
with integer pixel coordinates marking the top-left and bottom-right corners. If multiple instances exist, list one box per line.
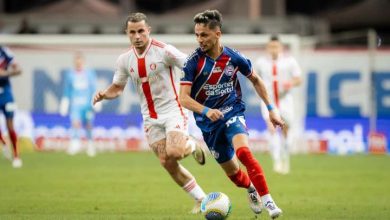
left=0, top=0, right=388, bottom=46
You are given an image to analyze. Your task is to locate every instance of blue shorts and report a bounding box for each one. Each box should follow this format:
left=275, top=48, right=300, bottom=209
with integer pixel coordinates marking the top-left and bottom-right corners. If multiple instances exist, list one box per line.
left=70, top=105, right=94, bottom=125
left=202, top=115, right=248, bottom=163
left=0, top=101, right=16, bottom=119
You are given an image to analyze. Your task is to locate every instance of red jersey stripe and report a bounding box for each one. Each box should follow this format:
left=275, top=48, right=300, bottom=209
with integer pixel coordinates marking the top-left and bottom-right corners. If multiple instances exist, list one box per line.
left=272, top=62, right=279, bottom=107
left=195, top=54, right=230, bottom=104
left=138, top=58, right=158, bottom=119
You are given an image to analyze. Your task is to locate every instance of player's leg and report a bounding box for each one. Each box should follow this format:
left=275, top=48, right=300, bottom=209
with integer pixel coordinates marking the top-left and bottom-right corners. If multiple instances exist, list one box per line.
left=84, top=109, right=96, bottom=157
left=3, top=102, right=22, bottom=168
left=68, top=108, right=83, bottom=155
left=202, top=123, right=261, bottom=214
left=266, top=119, right=283, bottom=173
left=279, top=103, right=294, bottom=174
left=227, top=115, right=282, bottom=218
left=0, top=108, right=11, bottom=160
left=164, top=114, right=205, bottom=165
left=6, top=118, right=22, bottom=168
left=280, top=124, right=290, bottom=174
left=147, top=121, right=206, bottom=214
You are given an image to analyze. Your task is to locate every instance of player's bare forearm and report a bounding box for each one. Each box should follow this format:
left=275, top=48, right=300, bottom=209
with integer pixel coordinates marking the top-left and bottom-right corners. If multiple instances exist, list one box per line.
left=93, top=83, right=125, bottom=105
left=179, top=85, right=206, bottom=114
left=248, top=73, right=284, bottom=128
left=291, top=76, right=302, bottom=87
left=179, top=85, right=224, bottom=121
left=248, top=73, right=272, bottom=106
left=0, top=64, right=22, bottom=77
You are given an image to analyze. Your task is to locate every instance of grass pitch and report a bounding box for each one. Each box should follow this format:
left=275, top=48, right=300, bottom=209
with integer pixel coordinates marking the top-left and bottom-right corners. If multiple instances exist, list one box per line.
left=0, top=151, right=389, bottom=220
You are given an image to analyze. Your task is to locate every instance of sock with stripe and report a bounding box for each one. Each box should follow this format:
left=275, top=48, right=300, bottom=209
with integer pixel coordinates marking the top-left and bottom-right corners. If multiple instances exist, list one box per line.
left=182, top=178, right=206, bottom=202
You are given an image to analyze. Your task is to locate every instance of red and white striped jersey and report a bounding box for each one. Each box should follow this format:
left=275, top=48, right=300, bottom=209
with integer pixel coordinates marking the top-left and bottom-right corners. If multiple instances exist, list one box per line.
left=254, top=54, right=301, bottom=104
left=113, top=38, right=187, bottom=119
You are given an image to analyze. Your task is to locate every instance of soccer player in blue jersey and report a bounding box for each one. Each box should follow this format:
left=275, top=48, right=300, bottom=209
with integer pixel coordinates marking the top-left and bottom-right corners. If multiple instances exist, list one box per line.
left=0, top=46, right=22, bottom=168
left=179, top=10, right=283, bottom=218
left=60, top=52, right=98, bottom=157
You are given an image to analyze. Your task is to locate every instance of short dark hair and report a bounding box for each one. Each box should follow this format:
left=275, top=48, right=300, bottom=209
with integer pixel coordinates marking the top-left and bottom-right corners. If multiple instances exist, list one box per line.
left=125, top=12, right=149, bottom=28
left=193, top=9, right=222, bottom=30
left=270, top=35, right=280, bottom=42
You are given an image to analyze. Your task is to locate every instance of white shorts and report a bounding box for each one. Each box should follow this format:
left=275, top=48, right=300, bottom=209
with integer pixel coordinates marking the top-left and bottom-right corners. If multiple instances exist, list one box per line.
left=143, top=112, right=188, bottom=145
left=261, top=95, right=294, bottom=126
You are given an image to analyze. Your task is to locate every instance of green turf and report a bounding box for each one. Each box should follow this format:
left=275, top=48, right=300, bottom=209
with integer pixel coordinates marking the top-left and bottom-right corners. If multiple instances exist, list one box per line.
left=0, top=152, right=389, bottom=219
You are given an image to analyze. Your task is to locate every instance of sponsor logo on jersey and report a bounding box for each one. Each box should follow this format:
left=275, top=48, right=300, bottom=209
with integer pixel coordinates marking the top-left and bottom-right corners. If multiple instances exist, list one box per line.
left=224, top=64, right=235, bottom=76
left=150, top=63, right=156, bottom=70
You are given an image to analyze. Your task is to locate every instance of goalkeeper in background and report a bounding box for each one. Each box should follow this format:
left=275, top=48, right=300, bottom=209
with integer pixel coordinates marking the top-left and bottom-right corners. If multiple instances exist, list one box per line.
left=60, top=52, right=99, bottom=157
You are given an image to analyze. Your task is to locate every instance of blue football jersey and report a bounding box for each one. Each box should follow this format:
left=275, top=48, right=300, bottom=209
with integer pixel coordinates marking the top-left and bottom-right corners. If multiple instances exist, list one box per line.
left=63, top=68, right=97, bottom=109
left=0, top=46, right=15, bottom=104
left=181, top=47, right=253, bottom=132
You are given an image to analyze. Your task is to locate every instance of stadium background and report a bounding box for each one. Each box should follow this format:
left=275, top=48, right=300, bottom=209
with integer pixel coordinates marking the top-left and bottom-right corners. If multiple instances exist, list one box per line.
left=0, top=0, right=388, bottom=154
left=0, top=1, right=389, bottom=219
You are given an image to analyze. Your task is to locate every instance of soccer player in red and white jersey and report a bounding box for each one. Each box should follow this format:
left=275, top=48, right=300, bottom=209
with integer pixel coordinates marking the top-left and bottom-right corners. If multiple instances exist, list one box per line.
left=93, top=12, right=206, bottom=214
left=254, top=35, right=302, bottom=174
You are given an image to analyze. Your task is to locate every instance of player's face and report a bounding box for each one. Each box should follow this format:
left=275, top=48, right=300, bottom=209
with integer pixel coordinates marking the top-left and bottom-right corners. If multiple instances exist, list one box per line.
left=74, top=55, right=84, bottom=71
left=194, top=23, right=221, bottom=53
left=267, top=40, right=282, bottom=59
left=126, top=20, right=151, bottom=51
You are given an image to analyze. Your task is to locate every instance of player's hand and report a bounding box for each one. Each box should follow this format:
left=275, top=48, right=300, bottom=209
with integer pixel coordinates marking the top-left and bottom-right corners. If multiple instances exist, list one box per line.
left=282, top=81, right=293, bottom=91
left=93, top=91, right=105, bottom=105
left=268, top=110, right=285, bottom=129
left=206, top=109, right=224, bottom=122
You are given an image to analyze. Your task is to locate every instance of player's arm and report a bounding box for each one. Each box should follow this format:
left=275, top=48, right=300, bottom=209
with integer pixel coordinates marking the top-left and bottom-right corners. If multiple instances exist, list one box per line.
left=93, top=83, right=125, bottom=105
left=93, top=54, right=128, bottom=105
left=283, top=58, right=302, bottom=91
left=179, top=85, right=223, bottom=122
left=0, top=62, right=22, bottom=77
left=247, top=72, right=284, bottom=128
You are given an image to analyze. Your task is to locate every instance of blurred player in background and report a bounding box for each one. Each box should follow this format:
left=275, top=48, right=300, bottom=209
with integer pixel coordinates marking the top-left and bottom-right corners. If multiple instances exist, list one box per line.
left=0, top=46, right=22, bottom=168
left=93, top=12, right=207, bottom=214
left=179, top=10, right=283, bottom=218
left=254, top=35, right=302, bottom=174
left=60, top=52, right=99, bottom=157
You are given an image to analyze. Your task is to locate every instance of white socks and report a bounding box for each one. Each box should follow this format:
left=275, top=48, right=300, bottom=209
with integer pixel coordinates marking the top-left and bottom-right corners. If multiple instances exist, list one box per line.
left=183, top=178, right=206, bottom=201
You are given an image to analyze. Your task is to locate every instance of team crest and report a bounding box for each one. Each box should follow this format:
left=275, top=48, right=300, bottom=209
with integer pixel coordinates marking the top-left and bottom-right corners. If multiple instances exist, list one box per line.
left=130, top=67, right=134, bottom=73
left=150, top=63, right=157, bottom=70
left=224, top=64, right=235, bottom=76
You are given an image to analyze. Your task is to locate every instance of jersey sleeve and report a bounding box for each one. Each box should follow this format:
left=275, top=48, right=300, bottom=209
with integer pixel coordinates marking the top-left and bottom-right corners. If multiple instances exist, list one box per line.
left=164, top=44, right=187, bottom=69
left=234, top=50, right=253, bottom=78
left=1, top=47, right=15, bottom=67
left=112, top=54, right=129, bottom=86
left=180, top=56, right=196, bottom=86
left=289, top=57, right=302, bottom=77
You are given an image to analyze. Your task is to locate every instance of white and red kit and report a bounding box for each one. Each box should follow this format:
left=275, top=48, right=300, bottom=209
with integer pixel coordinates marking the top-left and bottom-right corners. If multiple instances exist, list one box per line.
left=113, top=39, right=188, bottom=144
left=254, top=54, right=301, bottom=125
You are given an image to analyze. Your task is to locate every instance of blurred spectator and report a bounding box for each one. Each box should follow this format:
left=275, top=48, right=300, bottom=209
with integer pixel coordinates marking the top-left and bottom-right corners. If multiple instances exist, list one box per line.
left=17, top=17, right=37, bottom=34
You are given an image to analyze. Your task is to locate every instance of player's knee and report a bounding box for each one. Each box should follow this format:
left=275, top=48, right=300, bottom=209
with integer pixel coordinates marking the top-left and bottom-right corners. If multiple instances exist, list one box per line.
left=166, top=146, right=185, bottom=160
